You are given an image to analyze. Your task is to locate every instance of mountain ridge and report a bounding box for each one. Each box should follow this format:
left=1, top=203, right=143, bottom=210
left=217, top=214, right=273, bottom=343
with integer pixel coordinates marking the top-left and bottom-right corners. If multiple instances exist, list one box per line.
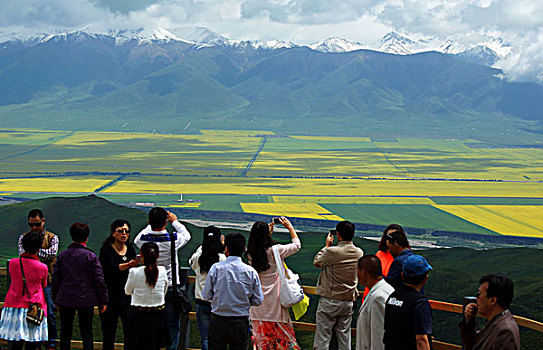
left=0, top=29, right=541, bottom=143
left=1, top=27, right=511, bottom=65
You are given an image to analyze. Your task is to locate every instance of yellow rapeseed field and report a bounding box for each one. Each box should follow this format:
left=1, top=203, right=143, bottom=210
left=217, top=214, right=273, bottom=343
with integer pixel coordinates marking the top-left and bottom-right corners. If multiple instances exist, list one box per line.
left=373, top=138, right=543, bottom=180
left=200, top=130, right=275, bottom=136
left=433, top=205, right=543, bottom=237
left=0, top=129, right=71, bottom=145
left=167, top=203, right=202, bottom=208
left=0, top=177, right=115, bottom=193
left=105, top=177, right=543, bottom=198
left=55, top=130, right=261, bottom=148
left=253, top=150, right=399, bottom=175
left=291, top=136, right=371, bottom=142
left=272, top=196, right=435, bottom=204
left=240, top=203, right=343, bottom=220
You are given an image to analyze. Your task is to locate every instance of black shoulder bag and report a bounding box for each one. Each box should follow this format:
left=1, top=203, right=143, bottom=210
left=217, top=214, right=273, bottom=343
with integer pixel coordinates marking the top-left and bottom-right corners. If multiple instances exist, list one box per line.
left=20, top=257, right=45, bottom=326
left=169, top=231, right=191, bottom=313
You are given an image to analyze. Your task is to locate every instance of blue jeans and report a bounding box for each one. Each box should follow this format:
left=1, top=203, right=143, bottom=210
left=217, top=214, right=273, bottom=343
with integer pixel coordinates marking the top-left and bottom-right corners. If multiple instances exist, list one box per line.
left=43, top=285, right=57, bottom=348
left=196, top=303, right=212, bottom=350
left=164, top=287, right=189, bottom=350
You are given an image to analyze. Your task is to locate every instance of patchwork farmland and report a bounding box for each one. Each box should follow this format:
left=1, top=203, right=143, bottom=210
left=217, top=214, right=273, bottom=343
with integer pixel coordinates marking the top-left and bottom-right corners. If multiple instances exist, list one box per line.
left=0, top=128, right=542, bottom=239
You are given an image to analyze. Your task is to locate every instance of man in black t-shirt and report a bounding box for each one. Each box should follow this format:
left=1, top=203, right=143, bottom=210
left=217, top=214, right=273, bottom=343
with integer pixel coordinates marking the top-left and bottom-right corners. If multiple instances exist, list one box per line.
left=383, top=254, right=433, bottom=350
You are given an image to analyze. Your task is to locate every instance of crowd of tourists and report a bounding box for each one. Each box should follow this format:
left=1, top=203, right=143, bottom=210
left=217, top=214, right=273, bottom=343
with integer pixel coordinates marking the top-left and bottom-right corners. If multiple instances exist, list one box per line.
left=0, top=208, right=521, bottom=350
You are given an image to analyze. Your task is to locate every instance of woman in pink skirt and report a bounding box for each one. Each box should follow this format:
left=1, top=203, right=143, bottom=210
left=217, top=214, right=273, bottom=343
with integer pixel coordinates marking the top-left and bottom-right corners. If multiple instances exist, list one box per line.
left=246, top=217, right=301, bottom=350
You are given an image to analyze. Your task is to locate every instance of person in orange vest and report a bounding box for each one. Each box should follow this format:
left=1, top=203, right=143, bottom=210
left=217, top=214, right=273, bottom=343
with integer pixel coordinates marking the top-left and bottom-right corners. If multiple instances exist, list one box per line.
left=361, top=224, right=398, bottom=301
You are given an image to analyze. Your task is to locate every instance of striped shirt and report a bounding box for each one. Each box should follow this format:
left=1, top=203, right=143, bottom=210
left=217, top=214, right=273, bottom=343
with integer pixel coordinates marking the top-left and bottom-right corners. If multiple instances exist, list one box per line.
left=133, top=220, right=191, bottom=286
left=18, top=230, right=59, bottom=261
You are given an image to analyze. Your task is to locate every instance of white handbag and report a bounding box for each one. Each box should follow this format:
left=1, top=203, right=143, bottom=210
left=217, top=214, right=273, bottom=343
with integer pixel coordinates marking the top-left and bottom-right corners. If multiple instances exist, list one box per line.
left=272, top=245, right=305, bottom=308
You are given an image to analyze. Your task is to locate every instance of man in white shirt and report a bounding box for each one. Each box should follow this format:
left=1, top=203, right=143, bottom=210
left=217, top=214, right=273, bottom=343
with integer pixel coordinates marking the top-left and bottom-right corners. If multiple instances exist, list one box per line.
left=356, top=255, right=394, bottom=350
left=134, top=207, right=191, bottom=350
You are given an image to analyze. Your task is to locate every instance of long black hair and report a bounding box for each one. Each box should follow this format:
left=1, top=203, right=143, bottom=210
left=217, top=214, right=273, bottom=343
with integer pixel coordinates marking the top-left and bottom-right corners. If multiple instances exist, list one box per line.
left=198, top=226, right=224, bottom=273
left=102, top=219, right=131, bottom=246
left=379, top=224, right=403, bottom=252
left=141, top=242, right=159, bottom=288
left=246, top=221, right=277, bottom=273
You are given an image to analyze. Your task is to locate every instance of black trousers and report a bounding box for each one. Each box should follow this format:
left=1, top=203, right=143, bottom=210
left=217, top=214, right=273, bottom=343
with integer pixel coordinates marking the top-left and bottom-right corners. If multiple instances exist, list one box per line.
left=208, top=314, right=249, bottom=350
left=7, top=341, right=41, bottom=350
left=100, top=302, right=132, bottom=350
left=59, top=306, right=94, bottom=350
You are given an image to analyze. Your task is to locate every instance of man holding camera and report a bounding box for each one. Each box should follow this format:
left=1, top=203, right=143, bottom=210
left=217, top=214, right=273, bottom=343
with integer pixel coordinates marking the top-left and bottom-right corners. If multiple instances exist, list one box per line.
left=134, top=207, right=192, bottom=350
left=313, top=221, right=364, bottom=350
left=460, top=274, right=520, bottom=350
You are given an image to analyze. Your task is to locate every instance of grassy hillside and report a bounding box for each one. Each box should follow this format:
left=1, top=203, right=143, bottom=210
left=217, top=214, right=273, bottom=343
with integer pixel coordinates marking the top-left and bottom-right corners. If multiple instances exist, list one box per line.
left=1, top=39, right=542, bottom=143
left=0, top=196, right=541, bottom=348
left=0, top=195, right=148, bottom=258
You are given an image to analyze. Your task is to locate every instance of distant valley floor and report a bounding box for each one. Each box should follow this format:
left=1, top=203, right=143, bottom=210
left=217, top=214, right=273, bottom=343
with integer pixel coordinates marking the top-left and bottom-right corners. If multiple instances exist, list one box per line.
left=0, top=128, right=542, bottom=243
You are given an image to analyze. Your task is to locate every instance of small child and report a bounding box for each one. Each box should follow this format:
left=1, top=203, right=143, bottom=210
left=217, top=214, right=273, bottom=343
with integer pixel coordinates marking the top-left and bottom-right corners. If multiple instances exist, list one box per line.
left=202, top=233, right=263, bottom=350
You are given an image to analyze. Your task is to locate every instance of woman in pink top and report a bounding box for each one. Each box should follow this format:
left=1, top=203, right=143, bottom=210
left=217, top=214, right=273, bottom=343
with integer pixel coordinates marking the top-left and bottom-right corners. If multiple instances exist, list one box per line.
left=246, top=217, right=301, bottom=350
left=0, top=232, right=49, bottom=349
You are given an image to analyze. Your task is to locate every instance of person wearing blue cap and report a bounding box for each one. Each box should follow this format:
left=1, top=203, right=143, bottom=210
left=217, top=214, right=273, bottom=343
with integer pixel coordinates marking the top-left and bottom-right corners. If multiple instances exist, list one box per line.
left=383, top=255, right=433, bottom=350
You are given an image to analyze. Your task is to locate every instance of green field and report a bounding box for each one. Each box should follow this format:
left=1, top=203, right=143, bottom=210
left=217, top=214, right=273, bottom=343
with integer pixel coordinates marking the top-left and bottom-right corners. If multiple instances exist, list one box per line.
left=0, top=128, right=542, bottom=240
left=321, top=204, right=494, bottom=234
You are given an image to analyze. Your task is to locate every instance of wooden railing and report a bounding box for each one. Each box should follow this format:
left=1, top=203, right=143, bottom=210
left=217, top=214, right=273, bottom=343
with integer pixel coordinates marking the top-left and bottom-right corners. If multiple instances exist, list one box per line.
left=2, top=269, right=543, bottom=349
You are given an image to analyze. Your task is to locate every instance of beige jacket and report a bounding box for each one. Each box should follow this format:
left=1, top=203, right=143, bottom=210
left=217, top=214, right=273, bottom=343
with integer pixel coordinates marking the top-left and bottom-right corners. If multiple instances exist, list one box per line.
left=314, top=241, right=364, bottom=301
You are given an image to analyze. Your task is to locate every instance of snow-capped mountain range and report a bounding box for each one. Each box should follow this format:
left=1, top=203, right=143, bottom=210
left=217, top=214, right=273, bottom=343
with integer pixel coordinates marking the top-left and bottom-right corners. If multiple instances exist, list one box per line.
left=0, top=26, right=512, bottom=64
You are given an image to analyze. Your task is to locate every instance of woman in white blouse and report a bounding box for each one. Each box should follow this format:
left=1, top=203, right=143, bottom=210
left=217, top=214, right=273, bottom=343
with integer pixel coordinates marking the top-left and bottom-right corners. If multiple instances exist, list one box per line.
left=189, top=226, right=226, bottom=350
left=125, top=242, right=169, bottom=350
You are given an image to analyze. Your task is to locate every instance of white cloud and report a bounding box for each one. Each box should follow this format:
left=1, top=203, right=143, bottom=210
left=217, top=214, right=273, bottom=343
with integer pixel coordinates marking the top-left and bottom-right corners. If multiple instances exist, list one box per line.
left=0, top=0, right=110, bottom=30
left=375, top=0, right=543, bottom=82
left=495, top=29, right=543, bottom=83
left=0, top=0, right=541, bottom=82
left=240, top=0, right=374, bottom=24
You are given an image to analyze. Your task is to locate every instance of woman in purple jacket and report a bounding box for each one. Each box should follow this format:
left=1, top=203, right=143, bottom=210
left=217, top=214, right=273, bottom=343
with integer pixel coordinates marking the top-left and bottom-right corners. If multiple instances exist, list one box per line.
left=52, top=223, right=108, bottom=350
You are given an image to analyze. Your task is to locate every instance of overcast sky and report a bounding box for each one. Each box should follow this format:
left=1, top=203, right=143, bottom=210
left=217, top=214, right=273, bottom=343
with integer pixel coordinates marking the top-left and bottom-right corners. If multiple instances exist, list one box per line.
left=0, top=0, right=541, bottom=82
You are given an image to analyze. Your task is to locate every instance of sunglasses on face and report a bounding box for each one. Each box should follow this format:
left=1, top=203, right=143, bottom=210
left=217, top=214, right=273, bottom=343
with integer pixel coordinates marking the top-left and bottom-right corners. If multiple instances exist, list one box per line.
left=28, top=222, right=43, bottom=227
left=115, top=228, right=130, bottom=233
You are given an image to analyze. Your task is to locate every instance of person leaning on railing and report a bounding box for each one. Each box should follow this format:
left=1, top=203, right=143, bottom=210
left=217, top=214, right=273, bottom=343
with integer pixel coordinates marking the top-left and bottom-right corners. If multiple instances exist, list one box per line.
left=246, top=217, right=302, bottom=350
left=0, top=232, right=49, bottom=350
